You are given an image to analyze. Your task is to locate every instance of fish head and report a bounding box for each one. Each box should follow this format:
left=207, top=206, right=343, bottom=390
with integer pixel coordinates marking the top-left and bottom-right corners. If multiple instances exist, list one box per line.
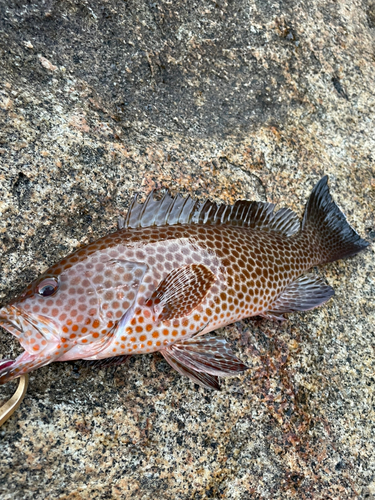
left=0, top=269, right=66, bottom=384
left=0, top=273, right=63, bottom=355
left=0, top=252, right=149, bottom=382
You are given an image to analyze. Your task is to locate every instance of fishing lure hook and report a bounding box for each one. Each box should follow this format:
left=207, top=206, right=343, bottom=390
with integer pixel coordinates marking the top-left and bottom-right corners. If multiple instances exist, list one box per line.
left=0, top=374, right=28, bottom=427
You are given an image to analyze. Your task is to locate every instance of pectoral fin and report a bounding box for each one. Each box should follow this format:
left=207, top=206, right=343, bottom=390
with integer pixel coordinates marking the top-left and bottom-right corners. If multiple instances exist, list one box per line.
left=145, top=264, right=216, bottom=321
left=161, top=335, right=248, bottom=389
left=79, top=355, right=130, bottom=369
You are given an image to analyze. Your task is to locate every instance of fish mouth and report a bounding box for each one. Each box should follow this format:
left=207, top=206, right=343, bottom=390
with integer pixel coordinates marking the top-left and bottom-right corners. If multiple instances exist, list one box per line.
left=0, top=305, right=59, bottom=384
left=0, top=359, right=15, bottom=372
left=0, top=351, right=35, bottom=385
left=0, top=305, right=59, bottom=347
left=0, top=306, right=32, bottom=383
left=0, top=306, right=24, bottom=338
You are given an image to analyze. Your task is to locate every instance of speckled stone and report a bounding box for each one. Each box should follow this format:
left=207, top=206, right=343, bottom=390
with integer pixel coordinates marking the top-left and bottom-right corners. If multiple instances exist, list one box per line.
left=0, top=0, right=374, bottom=499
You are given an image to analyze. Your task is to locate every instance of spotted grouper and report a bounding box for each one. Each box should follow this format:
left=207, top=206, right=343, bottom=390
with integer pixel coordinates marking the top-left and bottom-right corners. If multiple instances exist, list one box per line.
left=0, top=176, right=369, bottom=389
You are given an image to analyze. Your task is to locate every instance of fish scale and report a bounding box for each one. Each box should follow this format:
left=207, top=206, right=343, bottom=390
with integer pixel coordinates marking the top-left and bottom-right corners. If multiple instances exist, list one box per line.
left=0, top=176, right=369, bottom=389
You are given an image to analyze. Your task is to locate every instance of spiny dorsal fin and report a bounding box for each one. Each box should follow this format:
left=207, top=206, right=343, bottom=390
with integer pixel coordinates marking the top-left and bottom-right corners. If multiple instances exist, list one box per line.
left=122, top=190, right=300, bottom=236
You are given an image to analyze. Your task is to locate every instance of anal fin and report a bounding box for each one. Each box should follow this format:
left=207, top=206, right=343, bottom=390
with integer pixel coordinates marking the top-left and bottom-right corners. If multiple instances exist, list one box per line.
left=161, top=335, right=248, bottom=390
left=263, top=274, right=334, bottom=321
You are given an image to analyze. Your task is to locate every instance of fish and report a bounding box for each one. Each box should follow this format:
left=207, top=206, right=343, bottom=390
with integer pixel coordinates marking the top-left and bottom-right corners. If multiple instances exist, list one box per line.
left=0, top=176, right=369, bottom=389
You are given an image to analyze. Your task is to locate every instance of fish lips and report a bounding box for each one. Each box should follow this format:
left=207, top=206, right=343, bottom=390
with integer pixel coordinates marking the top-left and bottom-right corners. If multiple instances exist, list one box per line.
left=0, top=305, right=60, bottom=354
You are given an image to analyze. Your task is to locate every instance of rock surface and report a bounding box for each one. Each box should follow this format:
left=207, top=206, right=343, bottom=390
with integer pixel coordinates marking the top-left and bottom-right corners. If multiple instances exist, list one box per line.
left=0, top=0, right=374, bottom=498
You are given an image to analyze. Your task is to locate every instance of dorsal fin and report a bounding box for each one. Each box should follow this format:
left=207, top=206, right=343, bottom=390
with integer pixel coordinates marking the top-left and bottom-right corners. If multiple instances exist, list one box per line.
left=123, top=190, right=300, bottom=237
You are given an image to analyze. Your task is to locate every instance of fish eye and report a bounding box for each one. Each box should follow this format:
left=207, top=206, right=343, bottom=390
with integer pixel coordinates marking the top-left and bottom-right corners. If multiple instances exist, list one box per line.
left=37, top=277, right=59, bottom=297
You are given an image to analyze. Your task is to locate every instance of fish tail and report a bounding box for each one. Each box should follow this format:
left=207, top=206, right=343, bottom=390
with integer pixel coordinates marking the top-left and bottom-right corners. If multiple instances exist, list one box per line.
left=301, top=176, right=369, bottom=264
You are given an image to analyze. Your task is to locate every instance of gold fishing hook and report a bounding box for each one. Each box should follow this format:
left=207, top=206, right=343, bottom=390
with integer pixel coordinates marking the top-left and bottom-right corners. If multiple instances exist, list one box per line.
left=0, top=374, right=29, bottom=427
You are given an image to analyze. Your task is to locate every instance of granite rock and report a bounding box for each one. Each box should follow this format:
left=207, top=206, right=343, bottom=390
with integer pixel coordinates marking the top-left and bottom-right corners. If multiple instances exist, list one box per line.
left=0, top=0, right=374, bottom=499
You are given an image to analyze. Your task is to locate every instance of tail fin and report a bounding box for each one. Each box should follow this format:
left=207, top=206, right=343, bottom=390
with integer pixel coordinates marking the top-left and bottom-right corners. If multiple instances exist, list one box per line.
left=302, top=176, right=369, bottom=264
